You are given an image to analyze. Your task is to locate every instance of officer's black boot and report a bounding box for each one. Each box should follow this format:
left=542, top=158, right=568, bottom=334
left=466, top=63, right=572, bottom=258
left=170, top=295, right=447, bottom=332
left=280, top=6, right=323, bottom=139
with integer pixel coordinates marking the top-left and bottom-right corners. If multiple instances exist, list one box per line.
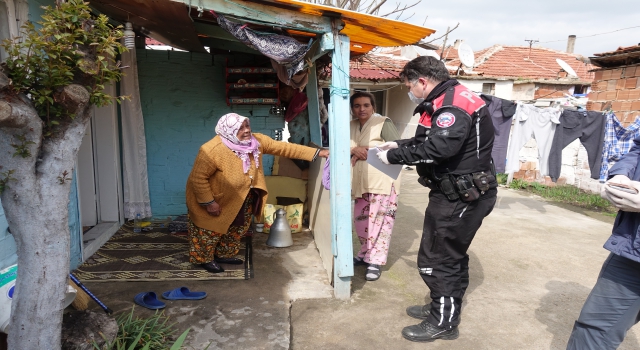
left=406, top=304, right=430, bottom=319
left=401, top=320, right=459, bottom=342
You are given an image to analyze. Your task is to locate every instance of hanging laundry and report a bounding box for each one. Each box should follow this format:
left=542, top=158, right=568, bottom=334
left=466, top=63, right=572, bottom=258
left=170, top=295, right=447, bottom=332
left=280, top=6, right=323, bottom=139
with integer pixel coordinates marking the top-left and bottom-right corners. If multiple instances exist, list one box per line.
left=217, top=15, right=312, bottom=81
left=548, top=110, right=606, bottom=182
left=599, top=112, right=640, bottom=181
left=505, top=104, right=561, bottom=176
left=481, top=94, right=517, bottom=173
left=271, top=59, right=309, bottom=89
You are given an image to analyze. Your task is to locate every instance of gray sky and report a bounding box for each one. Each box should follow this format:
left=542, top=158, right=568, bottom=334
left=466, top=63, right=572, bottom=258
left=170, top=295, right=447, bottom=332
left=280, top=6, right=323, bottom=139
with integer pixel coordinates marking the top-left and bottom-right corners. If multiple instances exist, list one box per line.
left=378, top=0, right=640, bottom=57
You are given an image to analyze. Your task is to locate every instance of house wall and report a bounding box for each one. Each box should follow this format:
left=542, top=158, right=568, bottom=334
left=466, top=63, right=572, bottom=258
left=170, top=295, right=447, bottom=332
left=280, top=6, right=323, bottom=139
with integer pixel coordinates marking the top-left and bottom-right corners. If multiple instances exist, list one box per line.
left=457, top=79, right=514, bottom=100
left=512, top=83, right=536, bottom=100
left=534, top=83, right=572, bottom=99
left=137, top=49, right=284, bottom=217
left=587, top=65, right=640, bottom=126
left=386, top=85, right=420, bottom=138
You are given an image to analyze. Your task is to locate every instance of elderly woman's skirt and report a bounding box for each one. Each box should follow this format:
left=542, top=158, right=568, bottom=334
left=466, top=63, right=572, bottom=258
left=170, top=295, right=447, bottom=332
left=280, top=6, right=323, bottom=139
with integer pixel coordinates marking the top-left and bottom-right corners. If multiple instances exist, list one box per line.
left=188, top=194, right=254, bottom=264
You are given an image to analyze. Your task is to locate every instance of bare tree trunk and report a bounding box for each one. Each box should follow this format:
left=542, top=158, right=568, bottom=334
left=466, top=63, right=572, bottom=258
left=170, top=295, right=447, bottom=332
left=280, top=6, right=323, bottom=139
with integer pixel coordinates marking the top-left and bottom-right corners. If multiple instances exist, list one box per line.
left=0, top=70, right=91, bottom=349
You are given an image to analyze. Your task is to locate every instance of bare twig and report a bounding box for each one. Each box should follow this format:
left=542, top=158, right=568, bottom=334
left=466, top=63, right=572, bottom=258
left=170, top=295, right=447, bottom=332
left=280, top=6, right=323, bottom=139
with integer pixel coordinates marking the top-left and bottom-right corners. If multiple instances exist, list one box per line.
left=424, top=22, right=460, bottom=43
left=380, top=0, right=420, bottom=17
left=368, top=0, right=387, bottom=14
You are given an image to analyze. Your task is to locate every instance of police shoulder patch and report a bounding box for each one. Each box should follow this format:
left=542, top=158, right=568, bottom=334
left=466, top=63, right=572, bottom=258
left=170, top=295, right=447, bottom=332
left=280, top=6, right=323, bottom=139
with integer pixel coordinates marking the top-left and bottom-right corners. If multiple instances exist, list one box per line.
left=435, top=112, right=456, bottom=128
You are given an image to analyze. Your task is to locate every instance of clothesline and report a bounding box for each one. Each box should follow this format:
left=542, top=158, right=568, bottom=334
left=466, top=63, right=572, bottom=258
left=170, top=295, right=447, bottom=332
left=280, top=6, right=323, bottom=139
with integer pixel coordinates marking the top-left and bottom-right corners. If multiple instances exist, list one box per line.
left=485, top=94, right=640, bottom=185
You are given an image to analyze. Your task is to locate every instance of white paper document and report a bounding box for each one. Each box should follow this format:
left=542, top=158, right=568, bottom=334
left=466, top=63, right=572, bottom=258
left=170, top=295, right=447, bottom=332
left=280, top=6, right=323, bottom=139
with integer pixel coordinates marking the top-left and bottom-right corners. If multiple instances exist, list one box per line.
left=366, top=148, right=403, bottom=180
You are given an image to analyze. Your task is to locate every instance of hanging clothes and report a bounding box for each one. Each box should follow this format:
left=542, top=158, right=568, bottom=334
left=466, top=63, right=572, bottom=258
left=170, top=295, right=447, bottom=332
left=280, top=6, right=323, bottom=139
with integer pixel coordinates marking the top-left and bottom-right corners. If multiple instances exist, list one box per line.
left=548, top=110, right=606, bottom=182
left=505, top=104, right=561, bottom=176
left=481, top=94, right=517, bottom=173
left=217, top=15, right=312, bottom=80
left=600, top=112, right=640, bottom=181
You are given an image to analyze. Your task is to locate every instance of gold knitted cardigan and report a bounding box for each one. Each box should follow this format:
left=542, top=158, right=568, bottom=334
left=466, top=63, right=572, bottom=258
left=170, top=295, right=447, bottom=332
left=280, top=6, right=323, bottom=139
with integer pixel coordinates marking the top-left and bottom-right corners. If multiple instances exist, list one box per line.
left=186, top=133, right=318, bottom=233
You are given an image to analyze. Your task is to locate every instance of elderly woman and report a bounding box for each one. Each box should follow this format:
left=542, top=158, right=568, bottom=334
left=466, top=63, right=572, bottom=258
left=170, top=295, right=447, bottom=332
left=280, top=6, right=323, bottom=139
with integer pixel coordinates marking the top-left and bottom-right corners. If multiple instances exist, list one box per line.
left=350, top=91, right=401, bottom=281
left=186, top=113, right=328, bottom=273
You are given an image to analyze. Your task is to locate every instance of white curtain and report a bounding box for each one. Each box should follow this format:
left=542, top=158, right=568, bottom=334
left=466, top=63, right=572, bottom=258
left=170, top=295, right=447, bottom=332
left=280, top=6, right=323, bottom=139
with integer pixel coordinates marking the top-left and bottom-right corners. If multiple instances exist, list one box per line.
left=120, top=44, right=152, bottom=219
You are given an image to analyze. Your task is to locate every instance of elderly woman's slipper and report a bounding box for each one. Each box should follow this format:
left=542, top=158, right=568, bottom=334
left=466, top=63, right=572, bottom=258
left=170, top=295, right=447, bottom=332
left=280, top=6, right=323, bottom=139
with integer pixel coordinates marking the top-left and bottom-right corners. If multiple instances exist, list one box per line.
left=134, top=292, right=166, bottom=309
left=161, top=287, right=207, bottom=300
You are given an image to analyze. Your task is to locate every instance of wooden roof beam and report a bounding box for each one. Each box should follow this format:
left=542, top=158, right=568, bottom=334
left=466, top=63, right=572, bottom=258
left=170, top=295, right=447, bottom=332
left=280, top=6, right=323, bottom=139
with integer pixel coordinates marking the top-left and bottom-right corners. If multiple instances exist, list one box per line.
left=171, top=0, right=335, bottom=34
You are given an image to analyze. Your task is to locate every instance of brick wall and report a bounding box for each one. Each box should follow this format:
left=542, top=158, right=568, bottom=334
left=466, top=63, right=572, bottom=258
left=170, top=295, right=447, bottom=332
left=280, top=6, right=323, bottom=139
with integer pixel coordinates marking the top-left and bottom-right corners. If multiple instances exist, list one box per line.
left=587, top=65, right=640, bottom=126
left=137, top=50, right=284, bottom=217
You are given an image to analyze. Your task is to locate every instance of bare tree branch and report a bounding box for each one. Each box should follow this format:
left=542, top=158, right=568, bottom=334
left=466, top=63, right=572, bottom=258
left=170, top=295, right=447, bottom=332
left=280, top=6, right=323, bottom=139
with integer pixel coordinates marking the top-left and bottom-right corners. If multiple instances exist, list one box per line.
left=368, top=0, right=387, bottom=15
left=380, top=0, right=420, bottom=17
left=424, top=22, right=460, bottom=44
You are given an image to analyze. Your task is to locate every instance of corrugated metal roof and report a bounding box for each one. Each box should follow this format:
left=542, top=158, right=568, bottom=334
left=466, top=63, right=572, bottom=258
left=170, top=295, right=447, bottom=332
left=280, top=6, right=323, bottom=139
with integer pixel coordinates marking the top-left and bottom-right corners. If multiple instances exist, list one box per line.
left=257, top=0, right=436, bottom=54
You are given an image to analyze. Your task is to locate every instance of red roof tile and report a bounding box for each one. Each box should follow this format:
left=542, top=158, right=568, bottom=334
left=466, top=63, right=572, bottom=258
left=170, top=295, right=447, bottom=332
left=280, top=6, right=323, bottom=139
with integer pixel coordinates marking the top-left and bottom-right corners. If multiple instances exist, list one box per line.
left=350, top=54, right=409, bottom=80
left=448, top=45, right=594, bottom=82
left=593, top=44, right=640, bottom=57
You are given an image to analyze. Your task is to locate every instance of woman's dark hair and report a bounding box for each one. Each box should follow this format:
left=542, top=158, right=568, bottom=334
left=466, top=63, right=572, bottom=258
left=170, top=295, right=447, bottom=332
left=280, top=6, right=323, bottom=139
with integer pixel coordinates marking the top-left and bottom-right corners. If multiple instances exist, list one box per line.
left=399, top=56, right=450, bottom=84
left=350, top=91, right=376, bottom=110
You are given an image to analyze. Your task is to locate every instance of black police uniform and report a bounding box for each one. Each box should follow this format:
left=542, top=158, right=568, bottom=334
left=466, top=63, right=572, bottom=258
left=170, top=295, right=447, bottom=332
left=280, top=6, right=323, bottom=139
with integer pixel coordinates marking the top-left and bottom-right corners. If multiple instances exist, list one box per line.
left=387, top=79, right=498, bottom=329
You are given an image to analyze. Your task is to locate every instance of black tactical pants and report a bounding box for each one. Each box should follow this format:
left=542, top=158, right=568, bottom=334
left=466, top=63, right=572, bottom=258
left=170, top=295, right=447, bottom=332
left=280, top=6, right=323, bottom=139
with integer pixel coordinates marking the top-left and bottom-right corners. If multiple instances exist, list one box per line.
left=418, top=188, right=497, bottom=329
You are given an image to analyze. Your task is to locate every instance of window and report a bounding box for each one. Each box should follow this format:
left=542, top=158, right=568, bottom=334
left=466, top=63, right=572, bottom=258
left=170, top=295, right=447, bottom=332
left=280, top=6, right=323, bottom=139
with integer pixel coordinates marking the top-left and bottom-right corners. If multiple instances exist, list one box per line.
left=482, top=83, right=496, bottom=95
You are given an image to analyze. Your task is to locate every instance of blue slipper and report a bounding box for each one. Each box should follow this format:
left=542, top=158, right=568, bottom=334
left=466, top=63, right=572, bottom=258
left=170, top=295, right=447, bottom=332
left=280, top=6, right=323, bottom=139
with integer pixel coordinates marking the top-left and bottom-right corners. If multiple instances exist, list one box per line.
left=134, top=292, right=166, bottom=309
left=161, top=287, right=207, bottom=300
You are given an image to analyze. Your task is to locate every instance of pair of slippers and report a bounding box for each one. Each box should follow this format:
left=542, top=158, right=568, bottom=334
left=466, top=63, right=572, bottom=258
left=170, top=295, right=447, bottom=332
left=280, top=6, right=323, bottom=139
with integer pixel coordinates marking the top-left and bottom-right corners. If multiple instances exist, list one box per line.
left=134, top=287, right=207, bottom=310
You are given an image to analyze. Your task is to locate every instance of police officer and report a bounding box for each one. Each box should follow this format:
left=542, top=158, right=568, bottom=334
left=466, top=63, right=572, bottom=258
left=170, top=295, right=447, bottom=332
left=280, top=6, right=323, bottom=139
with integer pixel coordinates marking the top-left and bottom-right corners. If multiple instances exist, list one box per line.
left=376, top=56, right=498, bottom=342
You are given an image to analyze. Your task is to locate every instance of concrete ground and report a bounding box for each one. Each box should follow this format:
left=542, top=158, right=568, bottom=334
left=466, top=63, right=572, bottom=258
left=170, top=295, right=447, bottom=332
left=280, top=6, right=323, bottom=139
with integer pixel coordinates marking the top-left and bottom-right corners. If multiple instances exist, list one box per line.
left=85, top=170, right=640, bottom=349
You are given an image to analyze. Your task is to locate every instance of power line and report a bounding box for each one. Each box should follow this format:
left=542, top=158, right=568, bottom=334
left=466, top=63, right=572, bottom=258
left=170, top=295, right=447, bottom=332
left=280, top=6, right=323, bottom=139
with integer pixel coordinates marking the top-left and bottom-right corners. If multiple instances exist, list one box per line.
left=539, top=25, right=640, bottom=43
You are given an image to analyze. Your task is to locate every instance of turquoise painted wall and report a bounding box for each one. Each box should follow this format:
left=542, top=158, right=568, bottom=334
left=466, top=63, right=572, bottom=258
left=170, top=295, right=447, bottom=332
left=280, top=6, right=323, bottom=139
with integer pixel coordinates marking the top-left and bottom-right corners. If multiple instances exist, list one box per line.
left=137, top=50, right=285, bottom=217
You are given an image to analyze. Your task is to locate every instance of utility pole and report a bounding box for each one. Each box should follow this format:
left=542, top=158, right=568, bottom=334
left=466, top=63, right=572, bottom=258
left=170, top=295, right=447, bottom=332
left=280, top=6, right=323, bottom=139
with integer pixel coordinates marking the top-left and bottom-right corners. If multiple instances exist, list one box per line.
left=524, top=39, right=539, bottom=60
left=440, top=26, right=450, bottom=61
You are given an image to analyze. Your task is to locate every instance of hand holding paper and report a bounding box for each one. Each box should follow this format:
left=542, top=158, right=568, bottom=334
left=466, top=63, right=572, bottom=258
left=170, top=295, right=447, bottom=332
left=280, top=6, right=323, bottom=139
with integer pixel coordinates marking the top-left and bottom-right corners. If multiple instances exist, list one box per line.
left=377, top=149, right=390, bottom=164
left=366, top=148, right=402, bottom=180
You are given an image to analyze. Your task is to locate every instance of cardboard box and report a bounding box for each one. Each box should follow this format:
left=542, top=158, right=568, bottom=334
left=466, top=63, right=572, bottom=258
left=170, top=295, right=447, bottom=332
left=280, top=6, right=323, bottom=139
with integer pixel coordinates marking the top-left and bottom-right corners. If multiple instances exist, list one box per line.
left=272, top=156, right=307, bottom=179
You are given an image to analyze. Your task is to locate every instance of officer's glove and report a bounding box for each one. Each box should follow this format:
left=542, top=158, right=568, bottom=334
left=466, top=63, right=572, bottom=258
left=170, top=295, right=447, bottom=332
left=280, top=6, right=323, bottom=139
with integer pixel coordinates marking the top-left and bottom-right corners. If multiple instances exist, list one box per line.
left=602, top=176, right=640, bottom=212
left=376, top=141, right=398, bottom=151
left=377, top=150, right=390, bottom=164
left=601, top=175, right=630, bottom=202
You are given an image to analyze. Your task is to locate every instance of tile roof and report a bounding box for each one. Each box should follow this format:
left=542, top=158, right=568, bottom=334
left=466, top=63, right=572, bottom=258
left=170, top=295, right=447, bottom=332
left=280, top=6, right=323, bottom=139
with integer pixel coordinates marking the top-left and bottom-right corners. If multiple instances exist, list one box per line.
left=448, top=45, right=594, bottom=83
left=590, top=44, right=640, bottom=68
left=593, top=44, right=640, bottom=57
left=350, top=54, right=410, bottom=81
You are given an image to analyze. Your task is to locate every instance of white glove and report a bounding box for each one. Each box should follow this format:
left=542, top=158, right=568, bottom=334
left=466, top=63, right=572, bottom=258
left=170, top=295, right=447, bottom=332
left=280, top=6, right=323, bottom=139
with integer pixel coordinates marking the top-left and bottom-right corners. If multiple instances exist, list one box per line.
left=601, top=175, right=631, bottom=201
left=602, top=177, right=640, bottom=212
left=377, top=141, right=398, bottom=151
left=377, top=150, right=390, bottom=164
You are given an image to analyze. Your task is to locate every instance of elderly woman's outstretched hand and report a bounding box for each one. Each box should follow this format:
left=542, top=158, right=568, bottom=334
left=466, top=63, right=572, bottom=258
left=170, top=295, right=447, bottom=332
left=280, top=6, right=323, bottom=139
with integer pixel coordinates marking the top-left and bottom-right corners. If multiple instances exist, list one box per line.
left=318, top=149, right=330, bottom=158
left=206, top=202, right=221, bottom=216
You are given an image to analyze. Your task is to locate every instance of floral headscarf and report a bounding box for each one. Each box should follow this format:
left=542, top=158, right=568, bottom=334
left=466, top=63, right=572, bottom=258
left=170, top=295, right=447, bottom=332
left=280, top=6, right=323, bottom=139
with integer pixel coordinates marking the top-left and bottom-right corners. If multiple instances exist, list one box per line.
left=215, top=113, right=260, bottom=173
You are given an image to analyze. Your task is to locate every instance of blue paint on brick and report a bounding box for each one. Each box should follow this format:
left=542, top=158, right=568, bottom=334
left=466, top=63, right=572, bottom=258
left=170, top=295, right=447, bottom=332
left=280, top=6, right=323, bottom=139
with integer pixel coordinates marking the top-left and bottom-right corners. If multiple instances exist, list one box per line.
left=137, top=50, right=284, bottom=217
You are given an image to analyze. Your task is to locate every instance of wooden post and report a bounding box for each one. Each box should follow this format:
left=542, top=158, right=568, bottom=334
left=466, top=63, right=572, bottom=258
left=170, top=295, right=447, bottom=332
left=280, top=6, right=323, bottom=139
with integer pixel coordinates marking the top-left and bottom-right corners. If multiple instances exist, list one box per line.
left=306, top=67, right=322, bottom=146
left=329, top=31, right=352, bottom=299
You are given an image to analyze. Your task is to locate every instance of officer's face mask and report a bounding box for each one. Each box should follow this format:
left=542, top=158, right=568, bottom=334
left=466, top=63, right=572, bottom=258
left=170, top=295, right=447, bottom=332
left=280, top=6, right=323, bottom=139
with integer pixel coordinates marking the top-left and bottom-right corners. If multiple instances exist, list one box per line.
left=407, top=79, right=426, bottom=104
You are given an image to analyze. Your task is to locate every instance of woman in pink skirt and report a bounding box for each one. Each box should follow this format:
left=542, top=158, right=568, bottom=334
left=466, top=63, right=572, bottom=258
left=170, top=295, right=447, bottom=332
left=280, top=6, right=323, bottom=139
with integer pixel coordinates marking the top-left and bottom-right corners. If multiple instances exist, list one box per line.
left=350, top=91, right=401, bottom=281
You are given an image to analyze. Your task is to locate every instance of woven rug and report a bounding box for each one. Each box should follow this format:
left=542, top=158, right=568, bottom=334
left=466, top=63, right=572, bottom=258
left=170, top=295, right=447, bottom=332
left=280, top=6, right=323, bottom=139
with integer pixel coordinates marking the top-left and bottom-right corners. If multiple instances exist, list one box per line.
left=74, top=226, right=253, bottom=282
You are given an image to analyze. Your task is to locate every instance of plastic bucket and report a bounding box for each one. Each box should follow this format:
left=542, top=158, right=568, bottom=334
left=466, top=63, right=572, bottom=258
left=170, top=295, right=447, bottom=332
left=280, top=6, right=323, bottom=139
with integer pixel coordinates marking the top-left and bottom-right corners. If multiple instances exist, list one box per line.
left=0, top=264, right=17, bottom=334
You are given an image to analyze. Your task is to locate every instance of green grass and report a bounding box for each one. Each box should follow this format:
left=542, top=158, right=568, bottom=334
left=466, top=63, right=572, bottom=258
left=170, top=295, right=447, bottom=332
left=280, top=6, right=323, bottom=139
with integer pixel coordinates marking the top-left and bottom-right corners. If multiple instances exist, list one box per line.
left=498, top=174, right=617, bottom=215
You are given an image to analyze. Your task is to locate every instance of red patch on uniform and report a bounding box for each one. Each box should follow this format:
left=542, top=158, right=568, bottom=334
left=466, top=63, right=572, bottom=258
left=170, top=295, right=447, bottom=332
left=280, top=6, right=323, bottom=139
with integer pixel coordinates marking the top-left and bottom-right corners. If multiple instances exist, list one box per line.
left=419, top=112, right=431, bottom=128
left=435, top=112, right=456, bottom=128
